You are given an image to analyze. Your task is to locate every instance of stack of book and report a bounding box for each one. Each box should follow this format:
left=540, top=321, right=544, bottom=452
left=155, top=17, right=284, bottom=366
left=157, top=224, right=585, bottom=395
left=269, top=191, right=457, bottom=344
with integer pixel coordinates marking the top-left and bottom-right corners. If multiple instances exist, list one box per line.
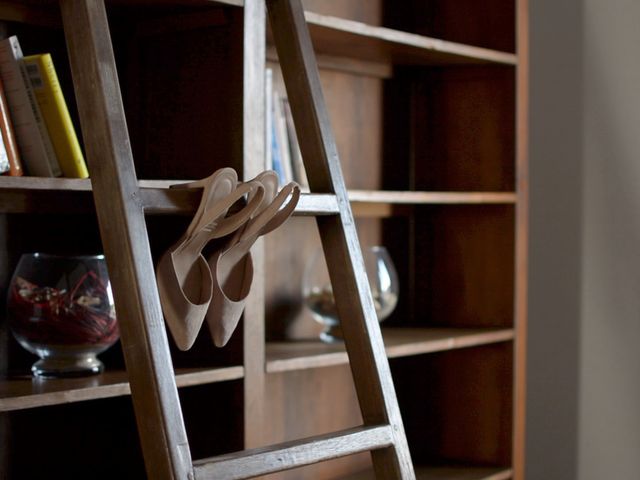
left=0, top=35, right=88, bottom=178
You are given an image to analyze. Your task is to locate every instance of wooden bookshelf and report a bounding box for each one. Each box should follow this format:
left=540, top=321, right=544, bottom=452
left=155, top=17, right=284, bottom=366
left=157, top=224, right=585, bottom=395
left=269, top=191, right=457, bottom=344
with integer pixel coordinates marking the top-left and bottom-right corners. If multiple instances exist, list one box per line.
left=0, top=0, right=527, bottom=477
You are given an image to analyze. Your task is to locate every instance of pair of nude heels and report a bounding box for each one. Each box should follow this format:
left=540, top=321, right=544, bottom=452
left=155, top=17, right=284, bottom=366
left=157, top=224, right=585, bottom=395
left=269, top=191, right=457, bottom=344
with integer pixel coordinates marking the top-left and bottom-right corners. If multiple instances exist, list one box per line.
left=156, top=168, right=300, bottom=350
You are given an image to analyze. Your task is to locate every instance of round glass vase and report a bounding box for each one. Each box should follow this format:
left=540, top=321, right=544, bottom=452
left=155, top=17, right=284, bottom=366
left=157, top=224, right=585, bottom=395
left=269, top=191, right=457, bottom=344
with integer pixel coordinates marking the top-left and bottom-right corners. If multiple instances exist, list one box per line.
left=6, top=253, right=119, bottom=377
left=302, top=246, right=399, bottom=343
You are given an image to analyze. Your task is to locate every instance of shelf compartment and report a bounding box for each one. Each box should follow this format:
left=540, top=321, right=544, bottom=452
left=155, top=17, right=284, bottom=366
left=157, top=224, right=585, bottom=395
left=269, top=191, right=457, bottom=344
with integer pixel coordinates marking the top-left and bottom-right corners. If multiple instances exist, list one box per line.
left=2, top=380, right=244, bottom=478
left=406, top=204, right=516, bottom=329
left=383, top=0, right=516, bottom=54
left=339, top=465, right=512, bottom=480
left=392, top=344, right=514, bottom=467
left=0, top=365, right=244, bottom=412
left=2, top=394, right=147, bottom=478
left=266, top=327, right=513, bottom=373
left=405, top=66, right=516, bottom=192
left=0, top=177, right=93, bottom=213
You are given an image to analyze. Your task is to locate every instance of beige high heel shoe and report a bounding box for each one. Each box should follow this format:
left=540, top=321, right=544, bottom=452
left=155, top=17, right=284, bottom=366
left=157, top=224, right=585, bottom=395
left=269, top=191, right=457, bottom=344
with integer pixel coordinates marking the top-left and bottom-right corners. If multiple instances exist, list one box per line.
left=206, top=174, right=300, bottom=347
left=156, top=168, right=264, bottom=351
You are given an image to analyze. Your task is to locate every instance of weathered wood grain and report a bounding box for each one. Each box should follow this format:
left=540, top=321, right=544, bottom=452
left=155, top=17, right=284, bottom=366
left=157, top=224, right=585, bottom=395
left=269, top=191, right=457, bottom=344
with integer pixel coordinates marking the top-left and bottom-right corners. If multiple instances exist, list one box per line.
left=193, top=425, right=394, bottom=479
left=268, top=0, right=415, bottom=477
left=60, top=1, right=192, bottom=478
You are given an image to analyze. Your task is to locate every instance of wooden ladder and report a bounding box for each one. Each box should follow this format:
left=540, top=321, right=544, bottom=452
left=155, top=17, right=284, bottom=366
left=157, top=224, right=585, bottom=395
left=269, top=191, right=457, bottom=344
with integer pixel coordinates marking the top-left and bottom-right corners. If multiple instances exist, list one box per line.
left=60, top=0, right=415, bottom=478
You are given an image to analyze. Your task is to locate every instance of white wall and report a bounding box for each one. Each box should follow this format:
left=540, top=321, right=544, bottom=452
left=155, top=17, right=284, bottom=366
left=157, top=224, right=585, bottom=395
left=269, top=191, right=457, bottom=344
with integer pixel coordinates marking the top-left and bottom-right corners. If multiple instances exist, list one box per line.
left=527, top=0, right=582, bottom=478
left=529, top=1, right=640, bottom=479
left=578, top=1, right=640, bottom=478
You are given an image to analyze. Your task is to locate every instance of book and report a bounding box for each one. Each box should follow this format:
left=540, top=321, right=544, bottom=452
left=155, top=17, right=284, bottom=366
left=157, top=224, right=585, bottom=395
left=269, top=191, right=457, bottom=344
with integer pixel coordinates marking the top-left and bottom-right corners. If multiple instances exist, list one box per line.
left=0, top=36, right=60, bottom=177
left=281, top=97, right=309, bottom=191
left=272, top=89, right=294, bottom=186
left=270, top=106, right=287, bottom=183
left=265, top=68, right=308, bottom=189
left=265, top=68, right=273, bottom=172
left=0, top=76, right=23, bottom=176
left=0, top=128, right=9, bottom=174
left=23, top=53, right=89, bottom=178
left=266, top=69, right=286, bottom=182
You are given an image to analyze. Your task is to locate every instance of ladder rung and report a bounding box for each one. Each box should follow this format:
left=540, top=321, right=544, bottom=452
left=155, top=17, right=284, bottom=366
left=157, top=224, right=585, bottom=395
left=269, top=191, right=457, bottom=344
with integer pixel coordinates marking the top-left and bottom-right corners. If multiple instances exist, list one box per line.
left=139, top=189, right=340, bottom=216
left=192, top=425, right=394, bottom=479
left=295, top=193, right=340, bottom=215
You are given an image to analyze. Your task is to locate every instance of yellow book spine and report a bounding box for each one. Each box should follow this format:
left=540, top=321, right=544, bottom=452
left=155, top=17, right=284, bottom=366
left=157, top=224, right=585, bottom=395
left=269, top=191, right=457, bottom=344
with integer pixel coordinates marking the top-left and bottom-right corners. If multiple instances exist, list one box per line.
left=23, top=53, right=88, bottom=178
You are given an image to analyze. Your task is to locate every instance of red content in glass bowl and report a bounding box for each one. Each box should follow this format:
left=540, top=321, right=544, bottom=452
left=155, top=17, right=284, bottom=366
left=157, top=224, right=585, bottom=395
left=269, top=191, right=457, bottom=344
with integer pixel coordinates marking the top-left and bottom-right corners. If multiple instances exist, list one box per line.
left=7, top=270, right=119, bottom=347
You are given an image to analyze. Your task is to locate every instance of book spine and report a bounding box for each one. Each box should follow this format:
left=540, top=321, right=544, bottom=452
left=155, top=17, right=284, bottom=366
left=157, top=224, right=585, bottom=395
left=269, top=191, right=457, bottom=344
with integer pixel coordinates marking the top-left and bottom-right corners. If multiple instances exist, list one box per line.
left=269, top=83, right=286, bottom=183
left=265, top=68, right=273, bottom=172
left=0, top=36, right=59, bottom=177
left=282, top=97, right=309, bottom=191
left=272, top=89, right=294, bottom=186
left=23, top=54, right=88, bottom=179
left=18, top=55, right=61, bottom=177
left=0, top=129, right=10, bottom=174
left=270, top=113, right=286, bottom=183
left=0, top=76, right=23, bottom=176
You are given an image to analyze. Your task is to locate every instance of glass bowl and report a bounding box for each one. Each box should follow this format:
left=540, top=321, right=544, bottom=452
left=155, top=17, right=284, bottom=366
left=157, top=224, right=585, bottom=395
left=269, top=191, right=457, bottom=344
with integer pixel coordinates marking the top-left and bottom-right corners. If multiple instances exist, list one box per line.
left=6, top=253, right=119, bottom=377
left=302, top=245, right=399, bottom=343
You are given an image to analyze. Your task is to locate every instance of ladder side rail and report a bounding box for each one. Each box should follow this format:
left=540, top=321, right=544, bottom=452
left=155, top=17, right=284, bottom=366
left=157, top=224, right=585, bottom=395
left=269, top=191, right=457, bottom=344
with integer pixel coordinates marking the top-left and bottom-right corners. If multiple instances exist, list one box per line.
left=266, top=0, right=415, bottom=478
left=60, top=1, right=192, bottom=478
left=242, top=0, right=269, bottom=451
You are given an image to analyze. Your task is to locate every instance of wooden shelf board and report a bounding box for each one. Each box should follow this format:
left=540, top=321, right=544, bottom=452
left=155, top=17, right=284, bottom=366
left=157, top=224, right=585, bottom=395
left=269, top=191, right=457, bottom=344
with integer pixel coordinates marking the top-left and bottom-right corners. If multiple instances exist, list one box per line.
left=0, top=176, right=92, bottom=191
left=175, top=365, right=244, bottom=387
left=266, top=327, right=514, bottom=373
left=340, top=465, right=512, bottom=480
left=0, top=365, right=243, bottom=412
left=349, top=191, right=516, bottom=217
left=0, top=178, right=516, bottom=215
left=349, top=190, right=516, bottom=205
left=303, top=11, right=517, bottom=67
